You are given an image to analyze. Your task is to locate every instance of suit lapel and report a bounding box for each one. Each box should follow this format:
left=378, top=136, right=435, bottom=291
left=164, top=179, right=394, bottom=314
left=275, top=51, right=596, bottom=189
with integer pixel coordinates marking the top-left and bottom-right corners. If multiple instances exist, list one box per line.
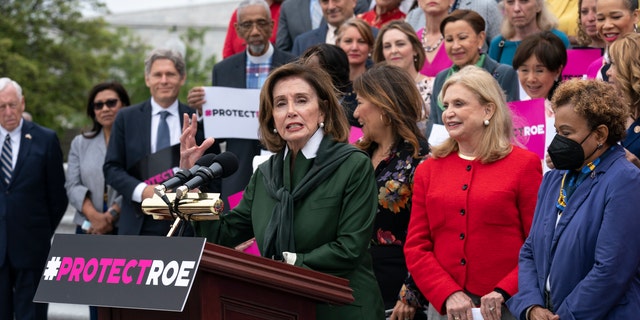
left=298, top=0, right=312, bottom=30
left=236, top=53, right=247, bottom=87
left=623, top=121, right=640, bottom=150
left=541, top=176, right=560, bottom=277
left=141, top=100, right=153, bottom=154
left=12, top=121, right=33, bottom=183
left=549, top=172, right=597, bottom=258
left=178, top=102, right=194, bottom=130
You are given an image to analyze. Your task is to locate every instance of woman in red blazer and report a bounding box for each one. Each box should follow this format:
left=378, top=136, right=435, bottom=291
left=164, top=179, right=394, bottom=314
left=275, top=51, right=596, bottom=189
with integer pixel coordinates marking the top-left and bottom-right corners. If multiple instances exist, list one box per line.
left=404, top=65, right=542, bottom=320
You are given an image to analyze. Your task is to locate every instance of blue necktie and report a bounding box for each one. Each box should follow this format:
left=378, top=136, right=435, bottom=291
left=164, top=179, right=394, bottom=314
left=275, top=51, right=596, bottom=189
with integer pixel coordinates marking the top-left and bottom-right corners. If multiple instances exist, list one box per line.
left=310, top=0, right=322, bottom=29
left=1, top=134, right=12, bottom=185
left=156, top=111, right=171, bottom=151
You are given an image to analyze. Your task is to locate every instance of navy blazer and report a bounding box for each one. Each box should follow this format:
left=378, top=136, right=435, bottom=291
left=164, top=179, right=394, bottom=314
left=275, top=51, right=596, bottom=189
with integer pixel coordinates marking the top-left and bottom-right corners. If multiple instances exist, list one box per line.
left=291, top=22, right=329, bottom=57
left=507, top=145, right=640, bottom=319
left=103, top=99, right=198, bottom=235
left=212, top=48, right=295, bottom=88
left=0, top=120, right=67, bottom=269
left=277, top=0, right=372, bottom=52
left=623, top=117, right=640, bottom=159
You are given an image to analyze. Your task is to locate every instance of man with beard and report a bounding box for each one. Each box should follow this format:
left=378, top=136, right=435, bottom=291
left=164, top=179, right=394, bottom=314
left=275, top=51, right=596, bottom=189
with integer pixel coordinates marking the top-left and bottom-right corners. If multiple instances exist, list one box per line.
left=188, top=0, right=295, bottom=228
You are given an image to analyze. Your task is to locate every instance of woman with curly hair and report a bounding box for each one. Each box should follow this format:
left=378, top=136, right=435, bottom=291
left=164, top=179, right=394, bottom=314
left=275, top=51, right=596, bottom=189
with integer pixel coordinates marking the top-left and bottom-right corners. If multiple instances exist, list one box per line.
left=507, top=78, right=640, bottom=320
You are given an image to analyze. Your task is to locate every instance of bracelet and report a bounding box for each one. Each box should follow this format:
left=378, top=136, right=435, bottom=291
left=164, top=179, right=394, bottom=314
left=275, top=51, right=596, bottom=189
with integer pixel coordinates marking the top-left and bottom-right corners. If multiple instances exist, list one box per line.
left=397, top=284, right=422, bottom=308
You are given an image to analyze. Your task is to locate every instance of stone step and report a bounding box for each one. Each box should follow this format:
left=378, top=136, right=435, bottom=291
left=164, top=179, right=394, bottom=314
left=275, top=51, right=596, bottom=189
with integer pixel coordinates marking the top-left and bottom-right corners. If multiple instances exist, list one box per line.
left=47, top=204, right=90, bottom=320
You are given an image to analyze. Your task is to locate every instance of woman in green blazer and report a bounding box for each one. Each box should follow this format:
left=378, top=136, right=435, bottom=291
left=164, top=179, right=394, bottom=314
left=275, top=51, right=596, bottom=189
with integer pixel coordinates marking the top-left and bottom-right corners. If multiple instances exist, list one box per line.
left=182, top=62, right=384, bottom=319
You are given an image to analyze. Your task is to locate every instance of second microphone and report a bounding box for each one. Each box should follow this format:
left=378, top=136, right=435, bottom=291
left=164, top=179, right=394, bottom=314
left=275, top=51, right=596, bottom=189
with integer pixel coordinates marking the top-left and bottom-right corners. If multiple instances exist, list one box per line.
left=175, top=151, right=239, bottom=199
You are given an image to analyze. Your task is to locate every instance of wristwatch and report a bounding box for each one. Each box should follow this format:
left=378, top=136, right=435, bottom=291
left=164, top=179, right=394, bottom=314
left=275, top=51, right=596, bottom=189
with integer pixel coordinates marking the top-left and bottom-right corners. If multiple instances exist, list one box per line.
left=108, top=208, right=119, bottom=220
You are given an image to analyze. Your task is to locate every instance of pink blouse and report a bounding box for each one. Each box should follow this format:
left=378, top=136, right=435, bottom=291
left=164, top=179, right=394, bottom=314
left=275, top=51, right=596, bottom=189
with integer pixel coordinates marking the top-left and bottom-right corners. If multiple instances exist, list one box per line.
left=417, top=28, right=452, bottom=77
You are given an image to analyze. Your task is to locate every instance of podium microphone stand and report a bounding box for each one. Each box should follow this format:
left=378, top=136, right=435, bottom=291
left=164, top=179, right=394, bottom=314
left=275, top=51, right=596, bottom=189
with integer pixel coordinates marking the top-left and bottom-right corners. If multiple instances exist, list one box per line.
left=141, top=192, right=224, bottom=237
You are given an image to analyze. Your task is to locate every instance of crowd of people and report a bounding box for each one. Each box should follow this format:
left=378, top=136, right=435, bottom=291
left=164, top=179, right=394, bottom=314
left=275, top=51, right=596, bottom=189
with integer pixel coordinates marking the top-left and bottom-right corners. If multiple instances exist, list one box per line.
left=2, top=0, right=640, bottom=319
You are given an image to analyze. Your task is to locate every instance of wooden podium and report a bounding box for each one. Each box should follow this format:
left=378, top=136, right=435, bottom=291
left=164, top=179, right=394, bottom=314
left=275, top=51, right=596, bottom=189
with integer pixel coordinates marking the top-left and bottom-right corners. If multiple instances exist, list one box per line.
left=98, top=242, right=354, bottom=320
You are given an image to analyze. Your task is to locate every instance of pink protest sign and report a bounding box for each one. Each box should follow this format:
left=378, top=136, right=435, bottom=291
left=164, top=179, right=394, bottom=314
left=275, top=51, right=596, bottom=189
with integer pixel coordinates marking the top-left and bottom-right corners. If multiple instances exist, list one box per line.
left=228, top=191, right=261, bottom=256
left=228, top=191, right=244, bottom=209
left=509, top=99, right=547, bottom=160
left=243, top=242, right=261, bottom=256
left=349, top=126, right=363, bottom=144
left=562, top=48, right=603, bottom=80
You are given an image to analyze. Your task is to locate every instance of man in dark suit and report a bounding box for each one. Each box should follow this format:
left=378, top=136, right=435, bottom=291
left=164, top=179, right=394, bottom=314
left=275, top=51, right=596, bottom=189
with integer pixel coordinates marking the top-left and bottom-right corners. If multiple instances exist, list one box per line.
left=291, top=0, right=361, bottom=56
left=276, top=0, right=371, bottom=52
left=0, top=78, right=68, bottom=320
left=104, top=49, right=208, bottom=236
left=188, top=0, right=295, bottom=215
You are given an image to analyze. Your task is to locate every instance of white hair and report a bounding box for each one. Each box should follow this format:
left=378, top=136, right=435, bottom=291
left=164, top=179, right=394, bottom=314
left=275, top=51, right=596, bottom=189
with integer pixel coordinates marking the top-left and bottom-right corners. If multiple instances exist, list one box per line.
left=0, top=77, right=23, bottom=99
left=237, top=0, right=271, bottom=20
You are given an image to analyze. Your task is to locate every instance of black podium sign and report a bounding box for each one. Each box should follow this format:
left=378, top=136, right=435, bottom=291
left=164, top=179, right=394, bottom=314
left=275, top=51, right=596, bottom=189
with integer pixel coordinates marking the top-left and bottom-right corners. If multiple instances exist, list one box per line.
left=34, top=234, right=205, bottom=312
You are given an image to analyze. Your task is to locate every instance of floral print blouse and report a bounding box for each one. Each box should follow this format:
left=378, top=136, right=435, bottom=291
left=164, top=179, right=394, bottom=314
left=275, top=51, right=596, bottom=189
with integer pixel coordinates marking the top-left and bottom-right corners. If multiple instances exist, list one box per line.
left=370, top=139, right=429, bottom=247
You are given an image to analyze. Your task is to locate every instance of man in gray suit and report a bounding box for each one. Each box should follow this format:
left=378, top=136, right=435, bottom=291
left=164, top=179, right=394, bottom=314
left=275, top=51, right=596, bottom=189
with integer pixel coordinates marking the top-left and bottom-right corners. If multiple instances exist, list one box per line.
left=277, top=0, right=371, bottom=52
left=188, top=0, right=295, bottom=214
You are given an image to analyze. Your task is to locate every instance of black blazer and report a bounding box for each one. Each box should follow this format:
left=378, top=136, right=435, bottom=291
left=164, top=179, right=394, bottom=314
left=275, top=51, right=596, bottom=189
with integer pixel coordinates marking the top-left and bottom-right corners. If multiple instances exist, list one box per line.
left=211, top=48, right=296, bottom=88
left=103, top=99, right=199, bottom=235
left=0, top=120, right=68, bottom=268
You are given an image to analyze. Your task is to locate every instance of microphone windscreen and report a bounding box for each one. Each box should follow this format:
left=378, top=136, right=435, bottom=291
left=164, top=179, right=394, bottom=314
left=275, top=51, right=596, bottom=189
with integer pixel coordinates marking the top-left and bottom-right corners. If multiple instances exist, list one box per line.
left=216, top=152, right=239, bottom=178
left=195, top=153, right=217, bottom=167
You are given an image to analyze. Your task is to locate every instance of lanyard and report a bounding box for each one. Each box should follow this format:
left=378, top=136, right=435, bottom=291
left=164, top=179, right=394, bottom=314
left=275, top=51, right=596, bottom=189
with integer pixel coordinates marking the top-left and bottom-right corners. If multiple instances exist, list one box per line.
left=555, top=158, right=600, bottom=213
left=449, top=0, right=460, bottom=13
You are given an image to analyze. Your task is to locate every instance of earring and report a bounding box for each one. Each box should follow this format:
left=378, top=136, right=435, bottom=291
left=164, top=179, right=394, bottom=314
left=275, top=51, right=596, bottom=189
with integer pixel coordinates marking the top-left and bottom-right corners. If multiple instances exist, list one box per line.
left=483, top=119, right=490, bottom=126
left=635, top=24, right=638, bottom=33
left=272, top=128, right=277, bottom=133
left=597, top=143, right=603, bottom=149
left=319, top=122, right=325, bottom=128
left=414, top=55, right=418, bottom=62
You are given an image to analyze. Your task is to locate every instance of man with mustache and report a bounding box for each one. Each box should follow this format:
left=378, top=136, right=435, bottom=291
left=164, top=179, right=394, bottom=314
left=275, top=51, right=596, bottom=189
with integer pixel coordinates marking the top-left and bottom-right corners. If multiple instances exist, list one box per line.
left=188, top=0, right=295, bottom=224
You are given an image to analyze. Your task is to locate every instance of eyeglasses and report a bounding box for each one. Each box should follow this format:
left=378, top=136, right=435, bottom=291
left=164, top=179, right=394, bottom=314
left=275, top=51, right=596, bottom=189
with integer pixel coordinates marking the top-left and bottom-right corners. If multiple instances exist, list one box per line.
left=93, top=99, right=119, bottom=110
left=238, top=19, right=271, bottom=31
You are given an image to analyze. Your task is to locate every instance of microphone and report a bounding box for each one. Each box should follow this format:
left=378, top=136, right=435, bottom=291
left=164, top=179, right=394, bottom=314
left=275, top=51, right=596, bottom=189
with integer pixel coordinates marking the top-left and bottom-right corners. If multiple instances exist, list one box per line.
left=175, top=152, right=239, bottom=199
left=154, top=153, right=218, bottom=203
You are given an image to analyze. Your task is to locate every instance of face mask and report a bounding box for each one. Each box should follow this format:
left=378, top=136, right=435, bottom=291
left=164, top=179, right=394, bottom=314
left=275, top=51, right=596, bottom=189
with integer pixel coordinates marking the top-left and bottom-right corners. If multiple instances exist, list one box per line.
left=547, top=132, right=593, bottom=170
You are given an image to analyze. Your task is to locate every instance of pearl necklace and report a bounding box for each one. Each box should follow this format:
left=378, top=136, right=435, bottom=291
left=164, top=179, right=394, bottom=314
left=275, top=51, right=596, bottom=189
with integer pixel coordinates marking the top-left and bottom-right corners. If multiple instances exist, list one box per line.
left=422, top=30, right=443, bottom=53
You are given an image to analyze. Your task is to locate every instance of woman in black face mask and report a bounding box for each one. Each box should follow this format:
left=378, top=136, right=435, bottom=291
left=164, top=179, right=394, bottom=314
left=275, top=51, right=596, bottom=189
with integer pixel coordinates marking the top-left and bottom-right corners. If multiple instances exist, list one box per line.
left=507, top=78, right=640, bottom=320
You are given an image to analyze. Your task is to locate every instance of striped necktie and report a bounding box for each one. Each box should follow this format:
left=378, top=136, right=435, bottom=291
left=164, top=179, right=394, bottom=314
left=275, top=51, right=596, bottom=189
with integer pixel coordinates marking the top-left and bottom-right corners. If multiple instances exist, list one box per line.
left=2, top=134, right=12, bottom=185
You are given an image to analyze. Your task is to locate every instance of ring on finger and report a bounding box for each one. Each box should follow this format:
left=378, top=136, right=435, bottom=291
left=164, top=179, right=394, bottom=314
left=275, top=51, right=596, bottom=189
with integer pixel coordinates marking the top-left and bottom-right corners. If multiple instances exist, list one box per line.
left=489, top=306, right=496, bottom=311
left=454, top=317, right=460, bottom=320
